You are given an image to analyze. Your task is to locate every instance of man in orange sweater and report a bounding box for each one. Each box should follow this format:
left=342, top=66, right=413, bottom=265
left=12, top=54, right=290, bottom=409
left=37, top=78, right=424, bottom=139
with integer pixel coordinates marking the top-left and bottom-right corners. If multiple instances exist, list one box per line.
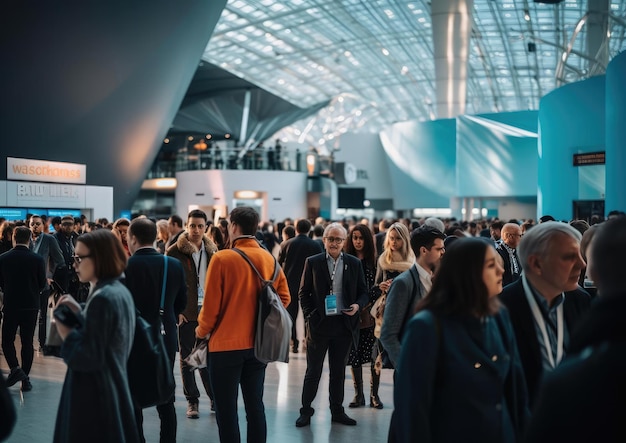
left=196, top=207, right=290, bottom=443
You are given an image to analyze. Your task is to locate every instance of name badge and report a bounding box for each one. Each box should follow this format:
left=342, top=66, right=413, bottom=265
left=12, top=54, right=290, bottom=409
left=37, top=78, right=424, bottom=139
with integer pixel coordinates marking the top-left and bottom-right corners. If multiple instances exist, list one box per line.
left=325, top=294, right=338, bottom=316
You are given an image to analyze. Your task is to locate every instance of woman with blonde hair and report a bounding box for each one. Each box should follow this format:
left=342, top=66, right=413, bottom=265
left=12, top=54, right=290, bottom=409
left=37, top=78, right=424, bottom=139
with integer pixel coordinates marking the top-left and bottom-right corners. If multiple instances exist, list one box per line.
left=370, top=222, right=415, bottom=408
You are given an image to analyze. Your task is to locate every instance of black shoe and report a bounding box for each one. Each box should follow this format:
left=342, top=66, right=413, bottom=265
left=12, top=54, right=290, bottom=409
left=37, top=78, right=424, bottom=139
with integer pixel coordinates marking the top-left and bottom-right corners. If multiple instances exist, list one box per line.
left=349, top=392, right=365, bottom=408
left=370, top=395, right=384, bottom=409
left=6, top=367, right=27, bottom=387
left=21, top=378, right=32, bottom=392
left=295, top=408, right=314, bottom=427
left=210, top=400, right=216, bottom=412
left=331, top=412, right=357, bottom=426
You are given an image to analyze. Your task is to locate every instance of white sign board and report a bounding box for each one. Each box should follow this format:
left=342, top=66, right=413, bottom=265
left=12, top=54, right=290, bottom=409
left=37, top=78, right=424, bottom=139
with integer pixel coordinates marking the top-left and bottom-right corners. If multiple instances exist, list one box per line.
left=7, top=157, right=86, bottom=185
left=6, top=181, right=87, bottom=208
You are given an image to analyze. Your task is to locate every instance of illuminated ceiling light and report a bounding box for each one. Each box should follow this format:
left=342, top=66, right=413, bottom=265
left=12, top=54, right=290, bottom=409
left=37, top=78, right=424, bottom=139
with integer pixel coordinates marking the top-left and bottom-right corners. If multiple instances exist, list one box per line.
left=524, top=9, right=530, bottom=21
left=401, top=66, right=409, bottom=75
left=381, top=48, right=390, bottom=56
left=205, top=134, right=212, bottom=139
left=337, top=96, right=344, bottom=102
left=164, top=138, right=170, bottom=144
left=187, top=136, right=194, bottom=141
left=344, top=50, right=351, bottom=57
left=155, top=178, right=177, bottom=189
left=225, top=133, right=231, bottom=139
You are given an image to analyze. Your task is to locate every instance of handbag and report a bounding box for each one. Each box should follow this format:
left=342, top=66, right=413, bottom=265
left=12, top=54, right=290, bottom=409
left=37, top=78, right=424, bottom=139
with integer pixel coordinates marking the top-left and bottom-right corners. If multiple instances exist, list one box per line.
left=127, top=256, right=176, bottom=408
left=43, top=281, right=68, bottom=357
left=184, top=339, right=208, bottom=369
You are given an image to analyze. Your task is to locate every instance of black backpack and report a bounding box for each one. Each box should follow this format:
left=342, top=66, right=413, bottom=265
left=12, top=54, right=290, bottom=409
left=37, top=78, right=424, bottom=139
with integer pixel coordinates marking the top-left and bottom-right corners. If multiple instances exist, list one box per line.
left=233, top=248, right=292, bottom=364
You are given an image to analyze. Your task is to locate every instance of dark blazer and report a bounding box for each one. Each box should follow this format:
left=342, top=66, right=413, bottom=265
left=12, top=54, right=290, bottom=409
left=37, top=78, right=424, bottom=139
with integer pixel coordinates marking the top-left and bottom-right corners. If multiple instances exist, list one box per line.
left=278, top=234, right=323, bottom=301
left=123, top=248, right=187, bottom=356
left=299, top=252, right=368, bottom=346
left=499, top=278, right=591, bottom=406
left=496, top=245, right=521, bottom=287
left=0, top=245, right=46, bottom=311
left=391, top=308, right=529, bottom=443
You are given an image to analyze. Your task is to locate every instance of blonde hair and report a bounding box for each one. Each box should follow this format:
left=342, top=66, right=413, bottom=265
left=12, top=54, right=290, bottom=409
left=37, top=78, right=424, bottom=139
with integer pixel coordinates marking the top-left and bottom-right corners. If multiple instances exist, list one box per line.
left=380, top=222, right=415, bottom=267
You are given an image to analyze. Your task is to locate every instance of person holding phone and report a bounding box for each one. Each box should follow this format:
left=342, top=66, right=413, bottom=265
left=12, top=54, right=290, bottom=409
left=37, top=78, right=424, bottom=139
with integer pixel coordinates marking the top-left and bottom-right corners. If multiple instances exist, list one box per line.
left=296, top=223, right=368, bottom=428
left=53, top=230, right=139, bottom=442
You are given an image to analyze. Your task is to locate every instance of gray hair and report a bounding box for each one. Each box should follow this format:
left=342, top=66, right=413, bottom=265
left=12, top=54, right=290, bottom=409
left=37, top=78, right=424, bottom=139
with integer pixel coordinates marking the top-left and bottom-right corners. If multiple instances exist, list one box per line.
left=517, top=221, right=582, bottom=270
left=323, top=222, right=347, bottom=238
left=424, top=217, right=445, bottom=233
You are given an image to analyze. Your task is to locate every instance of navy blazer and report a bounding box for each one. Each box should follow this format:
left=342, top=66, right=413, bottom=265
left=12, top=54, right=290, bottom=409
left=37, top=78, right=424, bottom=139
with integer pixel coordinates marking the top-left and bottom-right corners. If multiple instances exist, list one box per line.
left=299, top=252, right=368, bottom=347
left=392, top=308, right=529, bottom=443
left=123, top=248, right=187, bottom=356
left=0, top=246, right=46, bottom=311
left=499, top=278, right=591, bottom=406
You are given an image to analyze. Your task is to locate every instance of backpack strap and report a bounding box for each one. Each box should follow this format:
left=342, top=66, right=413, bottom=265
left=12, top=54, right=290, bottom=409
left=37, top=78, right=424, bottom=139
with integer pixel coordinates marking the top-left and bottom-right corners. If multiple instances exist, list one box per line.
left=232, top=248, right=279, bottom=285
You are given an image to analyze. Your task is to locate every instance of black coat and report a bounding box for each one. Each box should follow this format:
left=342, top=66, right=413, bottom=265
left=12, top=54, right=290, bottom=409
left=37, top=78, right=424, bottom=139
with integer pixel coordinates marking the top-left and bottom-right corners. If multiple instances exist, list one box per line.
left=299, top=252, right=368, bottom=347
left=0, top=245, right=46, bottom=312
left=525, top=292, right=626, bottom=442
left=499, top=279, right=590, bottom=406
left=278, top=234, right=323, bottom=302
left=123, top=248, right=187, bottom=356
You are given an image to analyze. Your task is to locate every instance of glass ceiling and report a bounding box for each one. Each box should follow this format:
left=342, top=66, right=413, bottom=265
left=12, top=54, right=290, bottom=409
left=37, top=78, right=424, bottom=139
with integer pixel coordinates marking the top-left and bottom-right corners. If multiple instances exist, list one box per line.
left=202, top=0, right=626, bottom=149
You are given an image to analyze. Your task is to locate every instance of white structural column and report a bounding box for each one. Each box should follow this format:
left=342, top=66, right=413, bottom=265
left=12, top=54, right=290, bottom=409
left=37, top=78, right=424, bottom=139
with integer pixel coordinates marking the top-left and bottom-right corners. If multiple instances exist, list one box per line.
left=431, top=0, right=473, bottom=119
left=587, top=0, right=610, bottom=70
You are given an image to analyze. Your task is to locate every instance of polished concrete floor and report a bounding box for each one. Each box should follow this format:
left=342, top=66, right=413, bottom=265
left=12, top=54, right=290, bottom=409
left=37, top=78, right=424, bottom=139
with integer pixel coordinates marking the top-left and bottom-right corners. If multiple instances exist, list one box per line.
left=2, top=345, right=395, bottom=442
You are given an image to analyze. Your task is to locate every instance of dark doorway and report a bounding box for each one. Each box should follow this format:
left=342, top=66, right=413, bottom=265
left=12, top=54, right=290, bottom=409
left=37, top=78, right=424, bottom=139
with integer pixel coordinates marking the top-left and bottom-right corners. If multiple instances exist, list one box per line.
left=572, top=200, right=604, bottom=223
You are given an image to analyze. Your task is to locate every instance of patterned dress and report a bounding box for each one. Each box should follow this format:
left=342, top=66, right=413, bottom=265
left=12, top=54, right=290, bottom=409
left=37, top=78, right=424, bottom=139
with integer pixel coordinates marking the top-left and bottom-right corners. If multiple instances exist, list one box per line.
left=348, top=260, right=379, bottom=366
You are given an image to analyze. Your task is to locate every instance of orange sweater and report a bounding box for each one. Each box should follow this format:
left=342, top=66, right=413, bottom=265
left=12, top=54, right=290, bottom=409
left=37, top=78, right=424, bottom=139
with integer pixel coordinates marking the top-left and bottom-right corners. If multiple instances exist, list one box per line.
left=196, top=238, right=290, bottom=352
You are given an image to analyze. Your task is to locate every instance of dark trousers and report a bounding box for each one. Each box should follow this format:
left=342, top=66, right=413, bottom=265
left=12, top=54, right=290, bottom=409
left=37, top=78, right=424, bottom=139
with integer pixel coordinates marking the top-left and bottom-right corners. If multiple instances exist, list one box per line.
left=37, top=288, right=50, bottom=346
left=178, top=321, right=212, bottom=404
left=2, top=309, right=38, bottom=374
left=135, top=351, right=177, bottom=443
left=286, top=299, right=299, bottom=346
left=209, top=349, right=267, bottom=443
left=301, top=329, right=352, bottom=414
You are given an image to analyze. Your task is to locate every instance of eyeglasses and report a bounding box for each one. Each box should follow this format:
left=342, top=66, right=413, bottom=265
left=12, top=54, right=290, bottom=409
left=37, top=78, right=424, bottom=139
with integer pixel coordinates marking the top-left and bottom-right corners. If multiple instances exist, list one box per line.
left=324, top=236, right=345, bottom=244
left=508, top=233, right=523, bottom=238
left=72, top=254, right=92, bottom=264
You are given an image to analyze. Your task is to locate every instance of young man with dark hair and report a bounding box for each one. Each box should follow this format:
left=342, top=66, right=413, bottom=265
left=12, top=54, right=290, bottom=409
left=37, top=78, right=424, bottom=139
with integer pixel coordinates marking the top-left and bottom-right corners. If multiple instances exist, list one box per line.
left=196, top=207, right=290, bottom=442
left=379, top=225, right=446, bottom=367
left=166, top=209, right=217, bottom=418
left=125, top=218, right=187, bottom=442
left=166, top=214, right=185, bottom=250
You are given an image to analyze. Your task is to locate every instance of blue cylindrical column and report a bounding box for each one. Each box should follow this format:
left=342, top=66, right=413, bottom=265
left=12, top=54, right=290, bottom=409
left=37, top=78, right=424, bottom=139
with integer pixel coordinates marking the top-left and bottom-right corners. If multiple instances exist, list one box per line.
left=537, top=76, right=605, bottom=220
left=605, top=51, right=626, bottom=214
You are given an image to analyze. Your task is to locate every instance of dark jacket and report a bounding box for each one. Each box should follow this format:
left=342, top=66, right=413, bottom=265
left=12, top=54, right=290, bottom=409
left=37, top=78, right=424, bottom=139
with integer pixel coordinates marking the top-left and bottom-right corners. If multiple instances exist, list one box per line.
left=124, top=248, right=187, bottom=356
left=496, top=244, right=521, bottom=287
left=299, top=252, right=368, bottom=347
left=54, top=279, right=139, bottom=443
left=499, top=278, right=591, bottom=406
left=0, top=245, right=46, bottom=311
left=31, top=232, right=64, bottom=283
left=166, top=232, right=217, bottom=321
left=525, top=292, right=626, bottom=442
left=391, top=308, right=529, bottom=443
left=278, top=234, right=323, bottom=302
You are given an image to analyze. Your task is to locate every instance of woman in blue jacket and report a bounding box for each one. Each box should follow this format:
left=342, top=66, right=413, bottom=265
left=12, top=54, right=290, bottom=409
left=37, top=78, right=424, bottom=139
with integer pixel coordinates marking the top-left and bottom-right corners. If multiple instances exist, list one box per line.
left=390, top=237, right=529, bottom=443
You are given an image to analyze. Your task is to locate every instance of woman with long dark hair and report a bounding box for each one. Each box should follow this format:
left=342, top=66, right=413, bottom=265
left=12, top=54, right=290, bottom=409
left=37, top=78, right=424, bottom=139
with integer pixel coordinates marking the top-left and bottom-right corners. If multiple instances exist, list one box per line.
left=344, top=224, right=379, bottom=409
left=390, top=238, right=528, bottom=442
left=53, top=230, right=139, bottom=442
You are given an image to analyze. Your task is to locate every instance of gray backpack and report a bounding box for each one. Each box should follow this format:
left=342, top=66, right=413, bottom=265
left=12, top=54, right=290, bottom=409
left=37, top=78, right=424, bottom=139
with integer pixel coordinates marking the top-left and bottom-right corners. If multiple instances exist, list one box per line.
left=233, top=248, right=292, bottom=364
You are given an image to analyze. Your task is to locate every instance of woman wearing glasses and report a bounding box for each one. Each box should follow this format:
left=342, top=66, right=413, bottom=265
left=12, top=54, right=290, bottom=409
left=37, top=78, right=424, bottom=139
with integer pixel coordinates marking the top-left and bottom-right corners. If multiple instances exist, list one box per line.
left=53, top=230, right=139, bottom=442
left=390, top=238, right=529, bottom=442
left=370, top=222, right=415, bottom=408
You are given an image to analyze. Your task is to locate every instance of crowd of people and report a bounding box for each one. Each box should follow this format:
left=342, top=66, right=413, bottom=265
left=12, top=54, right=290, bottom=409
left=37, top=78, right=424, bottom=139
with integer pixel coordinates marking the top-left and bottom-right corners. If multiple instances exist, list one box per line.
left=0, top=208, right=625, bottom=442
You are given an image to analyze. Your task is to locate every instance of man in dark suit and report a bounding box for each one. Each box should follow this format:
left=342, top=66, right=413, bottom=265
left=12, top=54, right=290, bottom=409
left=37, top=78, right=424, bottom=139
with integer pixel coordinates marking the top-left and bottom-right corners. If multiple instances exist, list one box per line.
left=496, top=222, right=523, bottom=286
left=375, top=219, right=392, bottom=257
left=296, top=223, right=368, bottom=428
left=29, top=214, right=64, bottom=349
left=499, top=221, right=590, bottom=406
left=278, top=218, right=323, bottom=353
left=0, top=226, right=46, bottom=390
left=124, top=218, right=187, bottom=443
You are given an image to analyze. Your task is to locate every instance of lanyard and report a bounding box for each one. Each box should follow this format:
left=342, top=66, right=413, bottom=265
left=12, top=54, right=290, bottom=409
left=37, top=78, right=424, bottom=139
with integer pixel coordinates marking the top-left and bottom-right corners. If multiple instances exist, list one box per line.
left=522, top=274, right=564, bottom=368
left=329, top=254, right=341, bottom=292
left=193, top=249, right=204, bottom=286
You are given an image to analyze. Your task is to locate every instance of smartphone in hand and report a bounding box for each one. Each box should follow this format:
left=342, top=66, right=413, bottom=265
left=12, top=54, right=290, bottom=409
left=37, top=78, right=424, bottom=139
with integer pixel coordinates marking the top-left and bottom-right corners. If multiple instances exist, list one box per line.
left=53, top=304, right=81, bottom=328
